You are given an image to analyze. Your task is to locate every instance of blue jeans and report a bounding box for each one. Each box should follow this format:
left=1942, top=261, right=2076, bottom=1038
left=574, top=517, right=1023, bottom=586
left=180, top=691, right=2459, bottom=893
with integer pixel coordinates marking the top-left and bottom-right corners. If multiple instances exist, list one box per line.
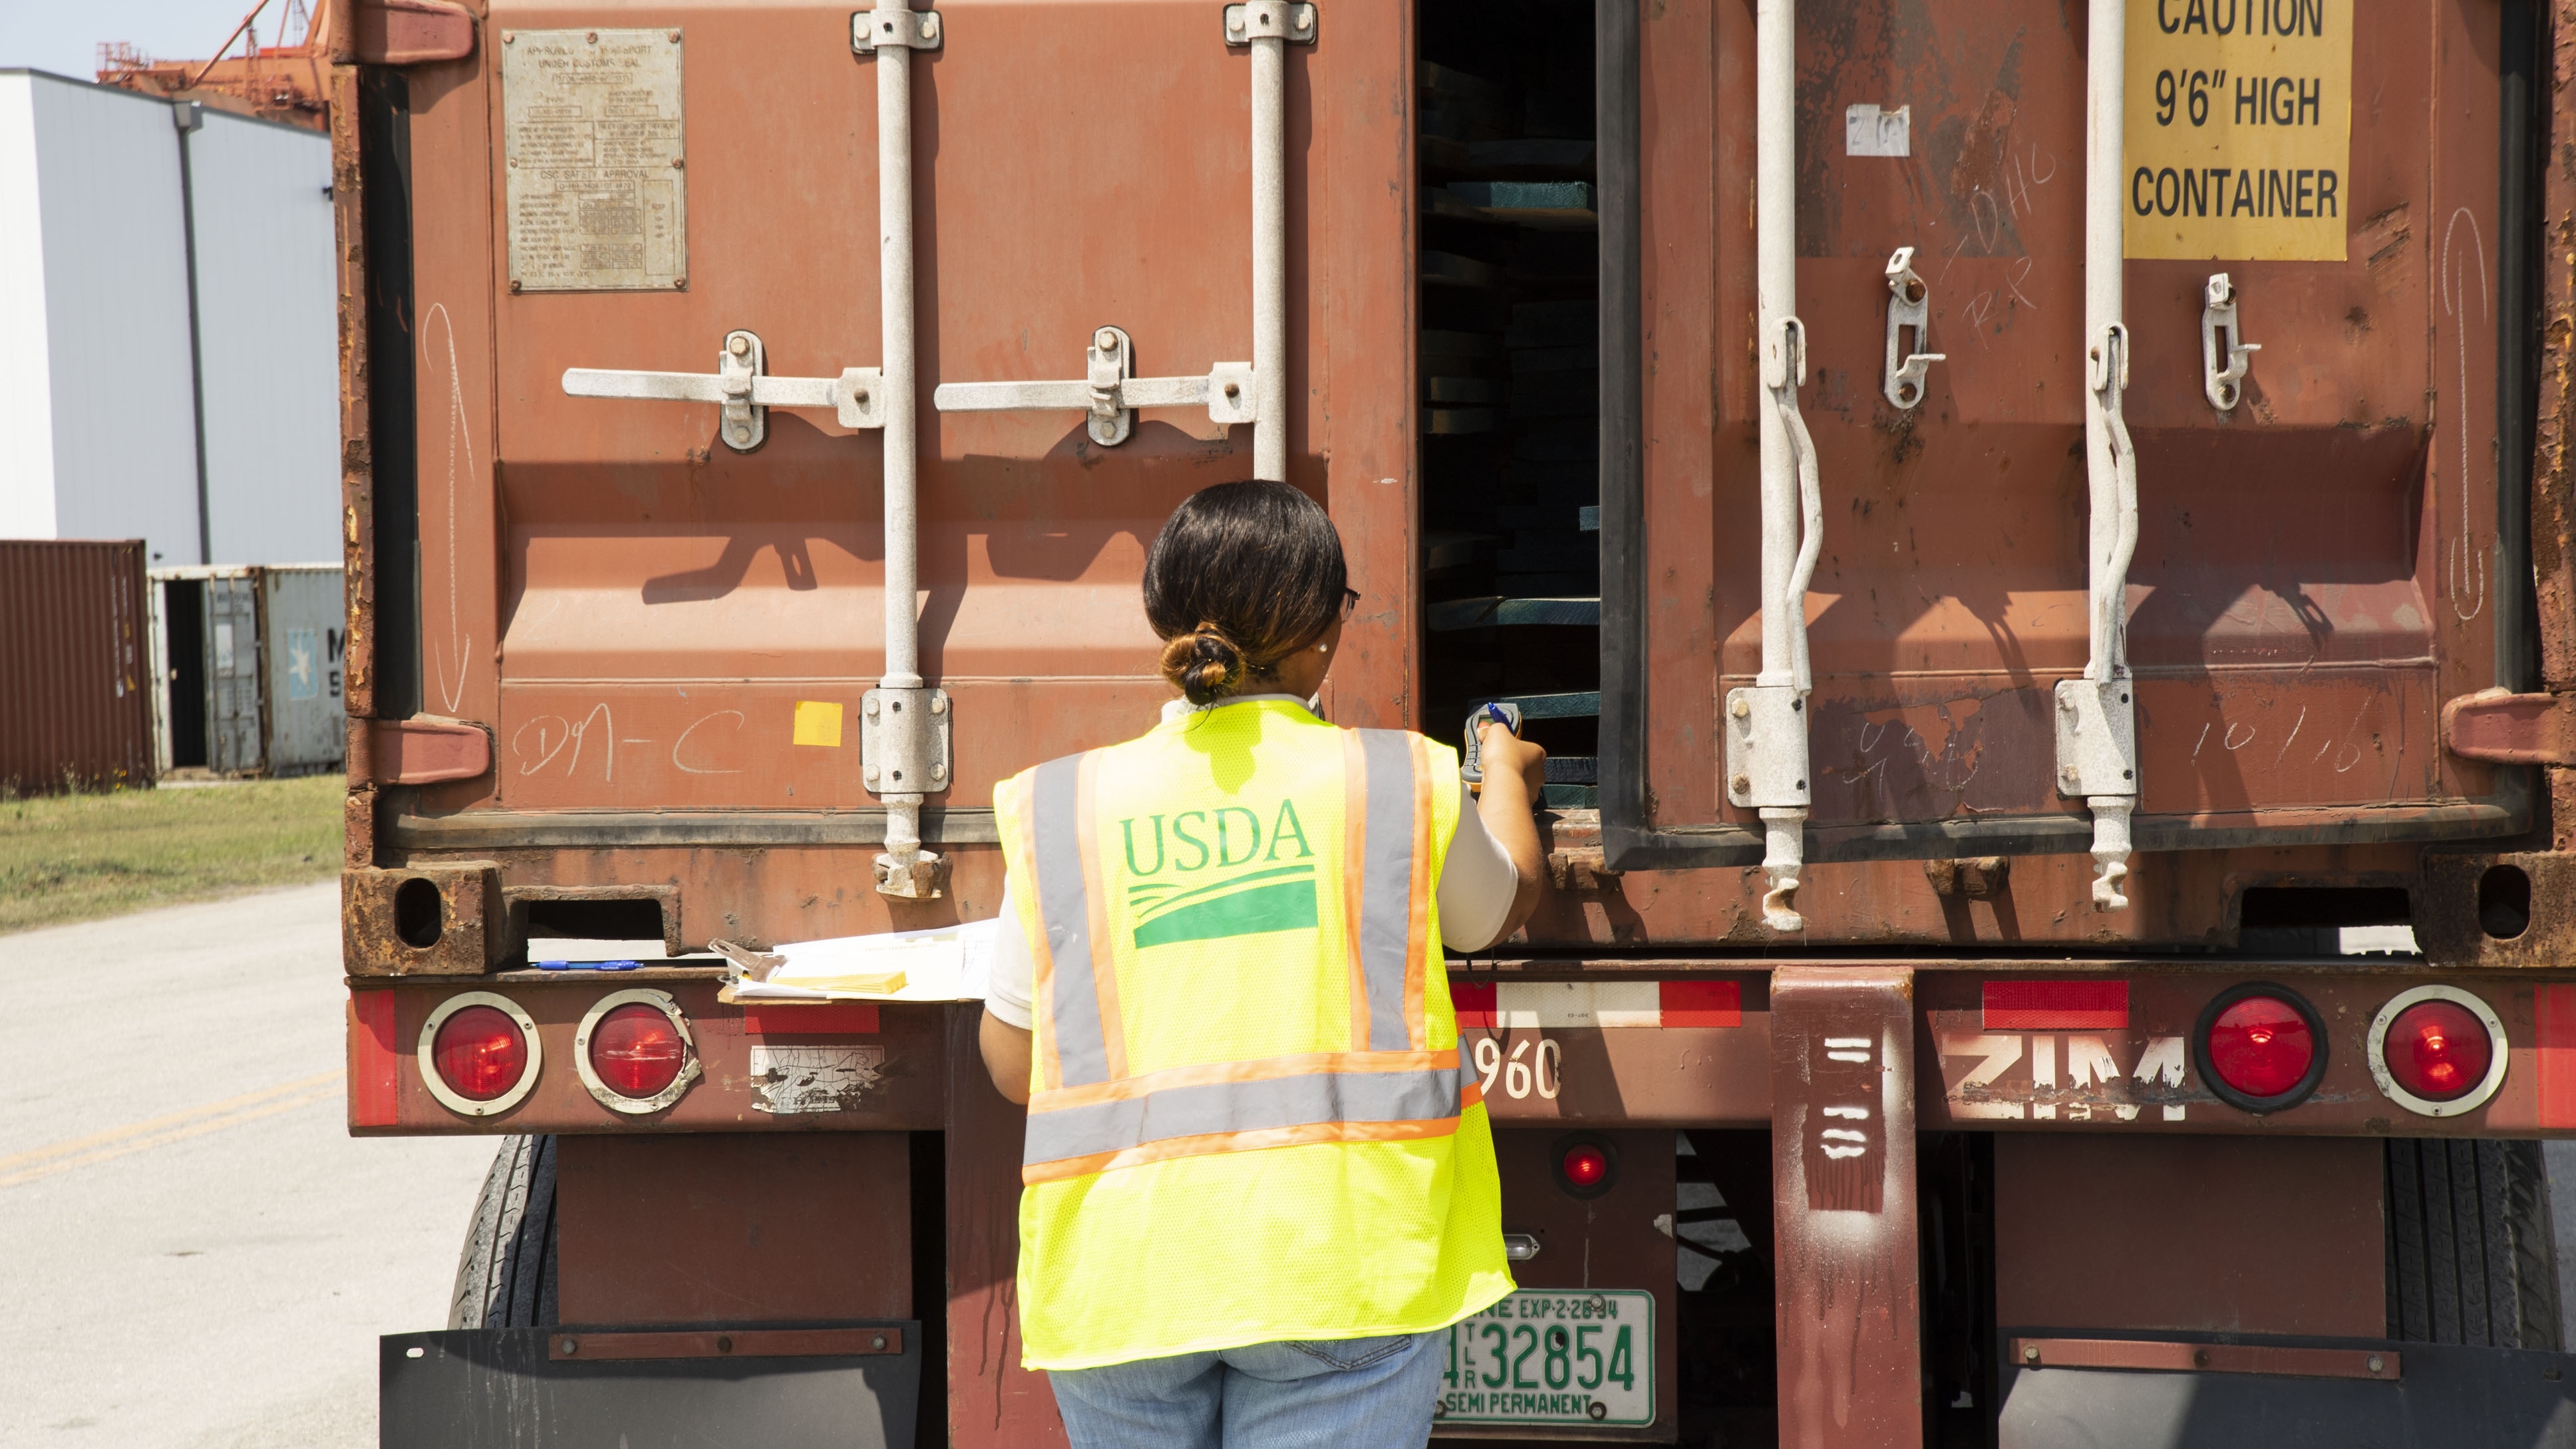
left=1047, top=1331, right=1447, bottom=1449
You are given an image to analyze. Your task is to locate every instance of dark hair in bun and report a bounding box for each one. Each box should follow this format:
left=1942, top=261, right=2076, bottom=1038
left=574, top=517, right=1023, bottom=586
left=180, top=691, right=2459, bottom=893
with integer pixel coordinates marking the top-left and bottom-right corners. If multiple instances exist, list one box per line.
left=1142, top=480, right=1347, bottom=707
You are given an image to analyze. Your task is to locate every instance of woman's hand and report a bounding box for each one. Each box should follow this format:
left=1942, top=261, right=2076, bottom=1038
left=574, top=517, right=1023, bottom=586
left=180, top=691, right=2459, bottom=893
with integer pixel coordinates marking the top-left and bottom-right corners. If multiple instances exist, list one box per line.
left=1473, top=721, right=1550, bottom=943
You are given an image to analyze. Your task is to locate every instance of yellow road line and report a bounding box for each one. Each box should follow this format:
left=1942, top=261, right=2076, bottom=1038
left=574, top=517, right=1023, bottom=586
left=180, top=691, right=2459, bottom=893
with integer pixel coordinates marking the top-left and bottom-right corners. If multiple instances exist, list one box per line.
left=0, top=1070, right=346, bottom=1188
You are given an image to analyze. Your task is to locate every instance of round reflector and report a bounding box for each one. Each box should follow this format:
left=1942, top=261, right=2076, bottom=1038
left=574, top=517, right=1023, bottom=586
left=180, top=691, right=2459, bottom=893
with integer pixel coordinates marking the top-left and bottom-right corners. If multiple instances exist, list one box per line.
left=418, top=992, right=543, bottom=1117
left=1564, top=1144, right=1609, bottom=1186
left=2192, top=984, right=2328, bottom=1114
left=573, top=989, right=702, bottom=1114
left=433, top=1005, right=528, bottom=1100
left=1549, top=1132, right=1618, bottom=1199
left=590, top=1003, right=687, bottom=1099
left=2384, top=1000, right=2490, bottom=1102
left=2368, top=986, right=2509, bottom=1118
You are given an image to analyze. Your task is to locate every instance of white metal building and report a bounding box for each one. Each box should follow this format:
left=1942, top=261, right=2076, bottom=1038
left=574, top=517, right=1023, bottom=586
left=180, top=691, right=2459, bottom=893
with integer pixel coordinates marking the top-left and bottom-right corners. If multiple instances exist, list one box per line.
left=0, top=69, right=338, bottom=569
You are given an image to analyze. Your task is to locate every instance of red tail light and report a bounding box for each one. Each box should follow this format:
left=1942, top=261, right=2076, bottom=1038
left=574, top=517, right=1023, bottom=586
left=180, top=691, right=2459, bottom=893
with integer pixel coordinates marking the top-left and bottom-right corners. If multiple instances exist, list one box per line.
left=2369, top=987, right=2507, bottom=1117
left=1563, top=1144, right=1609, bottom=1186
left=2193, top=985, right=2327, bottom=1114
left=1550, top=1133, right=1618, bottom=1199
left=433, top=1005, right=528, bottom=1100
left=574, top=990, right=701, bottom=1113
left=2383, top=1001, right=2490, bottom=1101
left=590, top=1003, right=687, bottom=1098
left=418, top=993, right=543, bottom=1116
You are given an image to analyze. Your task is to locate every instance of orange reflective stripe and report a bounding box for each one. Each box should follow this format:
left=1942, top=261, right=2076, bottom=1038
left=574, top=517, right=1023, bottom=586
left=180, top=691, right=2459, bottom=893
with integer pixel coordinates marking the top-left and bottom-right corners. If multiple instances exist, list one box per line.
left=1002, top=774, right=1066, bottom=1094
left=1022, top=1116, right=1467, bottom=1186
left=1072, top=750, right=1127, bottom=1081
left=1027, top=1048, right=1462, bottom=1112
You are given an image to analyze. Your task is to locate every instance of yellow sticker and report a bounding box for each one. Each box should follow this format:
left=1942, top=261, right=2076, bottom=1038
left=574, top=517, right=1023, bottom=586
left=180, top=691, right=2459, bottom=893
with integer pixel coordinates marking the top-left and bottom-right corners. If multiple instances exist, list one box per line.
left=792, top=700, right=844, bottom=748
left=2124, top=0, right=2352, bottom=261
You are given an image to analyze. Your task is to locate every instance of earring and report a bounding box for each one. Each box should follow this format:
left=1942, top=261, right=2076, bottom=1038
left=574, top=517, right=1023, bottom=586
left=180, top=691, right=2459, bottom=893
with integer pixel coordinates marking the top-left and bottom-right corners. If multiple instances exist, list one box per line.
left=1317, top=643, right=1329, bottom=654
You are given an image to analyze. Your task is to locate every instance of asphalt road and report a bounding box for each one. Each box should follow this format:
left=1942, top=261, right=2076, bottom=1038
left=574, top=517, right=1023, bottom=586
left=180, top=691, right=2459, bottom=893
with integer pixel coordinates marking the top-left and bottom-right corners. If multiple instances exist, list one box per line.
left=0, top=883, right=497, bottom=1449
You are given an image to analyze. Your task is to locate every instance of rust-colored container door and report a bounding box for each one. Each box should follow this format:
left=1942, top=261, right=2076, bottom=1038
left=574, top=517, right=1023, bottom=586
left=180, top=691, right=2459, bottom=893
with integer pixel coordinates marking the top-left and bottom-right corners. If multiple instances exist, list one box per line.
left=390, top=0, right=1414, bottom=934
left=1616, top=0, right=2521, bottom=889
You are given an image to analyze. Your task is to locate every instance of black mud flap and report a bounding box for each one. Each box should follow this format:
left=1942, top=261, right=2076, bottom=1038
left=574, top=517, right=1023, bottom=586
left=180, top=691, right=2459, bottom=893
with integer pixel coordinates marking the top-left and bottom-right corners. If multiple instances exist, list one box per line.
left=381, top=1323, right=920, bottom=1449
left=1999, top=1337, right=2576, bottom=1448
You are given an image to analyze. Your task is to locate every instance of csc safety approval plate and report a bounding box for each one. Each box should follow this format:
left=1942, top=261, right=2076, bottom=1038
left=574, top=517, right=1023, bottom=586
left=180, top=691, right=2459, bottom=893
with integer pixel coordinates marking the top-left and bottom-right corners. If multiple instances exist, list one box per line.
left=1436, top=1289, right=1652, bottom=1429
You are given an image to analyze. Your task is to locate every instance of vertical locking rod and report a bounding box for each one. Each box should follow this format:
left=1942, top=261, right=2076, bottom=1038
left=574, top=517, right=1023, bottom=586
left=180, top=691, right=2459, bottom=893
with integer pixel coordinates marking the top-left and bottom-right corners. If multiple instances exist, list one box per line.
left=2066, top=0, right=2140, bottom=910
left=1249, top=17, right=1288, bottom=482
left=1751, top=0, right=1817, bottom=932
left=870, top=0, right=943, bottom=896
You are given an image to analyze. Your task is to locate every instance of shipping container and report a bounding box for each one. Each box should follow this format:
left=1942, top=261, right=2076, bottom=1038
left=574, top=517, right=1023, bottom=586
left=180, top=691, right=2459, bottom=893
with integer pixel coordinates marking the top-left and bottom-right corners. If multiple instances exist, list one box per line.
left=0, top=539, right=153, bottom=794
left=335, top=2, right=2576, bottom=1445
left=152, top=564, right=347, bottom=778
left=0, top=71, right=339, bottom=569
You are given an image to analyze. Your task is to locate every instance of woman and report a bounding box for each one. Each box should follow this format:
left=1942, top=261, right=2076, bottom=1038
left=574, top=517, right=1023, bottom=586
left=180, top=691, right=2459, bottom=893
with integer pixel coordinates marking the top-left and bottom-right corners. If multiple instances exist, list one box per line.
left=979, top=479, right=1551, bottom=1449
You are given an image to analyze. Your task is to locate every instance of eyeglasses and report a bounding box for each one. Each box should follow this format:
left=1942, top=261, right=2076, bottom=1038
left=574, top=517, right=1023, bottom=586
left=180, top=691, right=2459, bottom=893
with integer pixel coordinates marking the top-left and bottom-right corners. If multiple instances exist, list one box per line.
left=1340, top=587, right=1361, bottom=620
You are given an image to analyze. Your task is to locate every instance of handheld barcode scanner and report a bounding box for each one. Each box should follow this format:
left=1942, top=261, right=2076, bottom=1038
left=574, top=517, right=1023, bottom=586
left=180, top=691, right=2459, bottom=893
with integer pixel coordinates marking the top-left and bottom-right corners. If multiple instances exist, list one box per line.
left=1459, top=701, right=1524, bottom=790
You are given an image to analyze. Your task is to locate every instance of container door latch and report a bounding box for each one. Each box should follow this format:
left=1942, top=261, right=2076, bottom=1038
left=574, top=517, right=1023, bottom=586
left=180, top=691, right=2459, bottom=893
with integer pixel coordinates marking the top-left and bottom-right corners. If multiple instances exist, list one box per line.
left=2200, top=272, right=2259, bottom=412
left=562, top=330, right=884, bottom=452
left=1881, top=247, right=1943, bottom=410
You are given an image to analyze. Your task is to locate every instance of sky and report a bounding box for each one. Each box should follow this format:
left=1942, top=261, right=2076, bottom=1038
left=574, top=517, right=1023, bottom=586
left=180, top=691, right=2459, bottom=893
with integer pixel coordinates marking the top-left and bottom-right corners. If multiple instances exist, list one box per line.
left=0, top=0, right=297, bottom=82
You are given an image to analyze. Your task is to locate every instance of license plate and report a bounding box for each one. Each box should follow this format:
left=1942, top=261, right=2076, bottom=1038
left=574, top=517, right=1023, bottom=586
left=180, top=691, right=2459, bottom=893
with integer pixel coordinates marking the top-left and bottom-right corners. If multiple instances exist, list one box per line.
left=1435, top=1289, right=1653, bottom=1429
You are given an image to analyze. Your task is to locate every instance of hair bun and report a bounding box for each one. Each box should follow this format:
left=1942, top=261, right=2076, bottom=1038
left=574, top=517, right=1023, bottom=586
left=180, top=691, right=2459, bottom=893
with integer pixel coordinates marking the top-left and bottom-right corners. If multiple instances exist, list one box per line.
left=1160, top=627, right=1245, bottom=706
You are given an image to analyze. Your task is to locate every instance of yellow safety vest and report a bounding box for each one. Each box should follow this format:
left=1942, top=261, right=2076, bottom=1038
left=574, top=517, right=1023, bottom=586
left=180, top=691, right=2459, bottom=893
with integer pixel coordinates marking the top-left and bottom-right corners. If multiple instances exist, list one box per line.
left=991, top=698, right=1513, bottom=1370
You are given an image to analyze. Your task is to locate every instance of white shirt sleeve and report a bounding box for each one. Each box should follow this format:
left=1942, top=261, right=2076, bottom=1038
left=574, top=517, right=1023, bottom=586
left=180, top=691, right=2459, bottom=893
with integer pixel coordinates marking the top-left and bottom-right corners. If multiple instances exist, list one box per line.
left=986, top=782, right=1522, bottom=1025
left=1437, top=781, right=1522, bottom=953
left=984, top=877, right=1036, bottom=1030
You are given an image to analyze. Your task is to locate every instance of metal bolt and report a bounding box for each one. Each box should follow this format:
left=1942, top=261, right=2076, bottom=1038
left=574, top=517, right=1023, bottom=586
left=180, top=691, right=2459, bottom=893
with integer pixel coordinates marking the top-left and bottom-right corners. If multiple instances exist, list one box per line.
left=1224, top=381, right=1241, bottom=399
left=717, top=1335, right=733, bottom=1353
left=1730, top=697, right=1750, bottom=719
left=671, top=156, right=686, bottom=170
left=2060, top=765, right=2080, bottom=786
left=561, top=1339, right=579, bottom=1355
left=2022, top=1345, right=2039, bottom=1363
left=929, top=695, right=945, bottom=714
left=866, top=697, right=880, bottom=716
left=501, top=30, right=514, bottom=43
left=669, top=29, right=681, bottom=41
left=1730, top=774, right=1750, bottom=796
left=872, top=1333, right=889, bottom=1351
left=510, top=279, right=523, bottom=293
left=2366, top=1355, right=2384, bottom=1374
left=2058, top=693, right=2076, bottom=712
left=865, top=765, right=881, bottom=783
left=586, top=31, right=598, bottom=41
left=674, top=277, right=688, bottom=290
left=730, top=424, right=750, bottom=442
left=2193, top=1349, right=2210, bottom=1367
left=1096, top=329, right=1119, bottom=354
left=729, top=335, right=750, bottom=356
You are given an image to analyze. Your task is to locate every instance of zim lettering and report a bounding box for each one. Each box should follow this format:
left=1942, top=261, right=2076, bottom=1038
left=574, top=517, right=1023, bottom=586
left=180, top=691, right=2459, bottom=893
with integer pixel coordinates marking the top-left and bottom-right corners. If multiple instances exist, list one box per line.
left=2130, top=166, right=2338, bottom=220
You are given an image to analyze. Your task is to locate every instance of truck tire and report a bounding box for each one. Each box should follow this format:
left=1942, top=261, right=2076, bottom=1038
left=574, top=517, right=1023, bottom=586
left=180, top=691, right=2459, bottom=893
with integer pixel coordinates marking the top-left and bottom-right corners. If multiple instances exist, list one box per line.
left=448, top=1135, right=560, bottom=1330
left=2386, top=1138, right=2560, bottom=1348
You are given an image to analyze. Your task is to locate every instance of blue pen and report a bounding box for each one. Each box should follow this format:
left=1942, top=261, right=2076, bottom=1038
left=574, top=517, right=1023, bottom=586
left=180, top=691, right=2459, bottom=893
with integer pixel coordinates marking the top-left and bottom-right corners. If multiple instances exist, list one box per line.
left=538, top=959, right=641, bottom=971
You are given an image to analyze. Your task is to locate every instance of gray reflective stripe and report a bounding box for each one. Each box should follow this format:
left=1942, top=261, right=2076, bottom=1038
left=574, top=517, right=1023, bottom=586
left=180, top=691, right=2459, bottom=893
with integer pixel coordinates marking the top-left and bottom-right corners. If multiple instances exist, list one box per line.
left=1357, top=730, right=1418, bottom=1051
left=1024, top=1065, right=1462, bottom=1166
left=1033, top=753, right=1109, bottom=1086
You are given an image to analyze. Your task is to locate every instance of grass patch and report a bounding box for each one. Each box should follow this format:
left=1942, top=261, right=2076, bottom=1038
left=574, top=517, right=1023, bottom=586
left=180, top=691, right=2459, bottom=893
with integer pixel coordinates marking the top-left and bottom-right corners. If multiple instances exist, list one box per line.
left=0, top=776, right=343, bottom=935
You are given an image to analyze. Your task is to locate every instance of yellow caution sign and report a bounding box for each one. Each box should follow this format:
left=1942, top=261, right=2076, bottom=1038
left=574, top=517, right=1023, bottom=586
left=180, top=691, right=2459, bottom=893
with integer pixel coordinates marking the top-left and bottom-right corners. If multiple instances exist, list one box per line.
left=2124, top=0, right=2352, bottom=261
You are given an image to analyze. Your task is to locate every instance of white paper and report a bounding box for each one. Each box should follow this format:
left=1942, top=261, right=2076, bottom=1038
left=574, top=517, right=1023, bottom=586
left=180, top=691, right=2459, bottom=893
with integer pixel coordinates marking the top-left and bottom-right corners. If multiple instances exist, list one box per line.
left=738, top=917, right=1001, bottom=1002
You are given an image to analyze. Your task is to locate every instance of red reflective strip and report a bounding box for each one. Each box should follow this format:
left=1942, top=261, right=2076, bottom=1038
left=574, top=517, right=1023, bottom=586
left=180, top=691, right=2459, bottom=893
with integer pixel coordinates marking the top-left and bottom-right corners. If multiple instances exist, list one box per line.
left=2537, top=986, right=2576, bottom=1128
left=349, top=989, right=399, bottom=1127
left=1659, top=979, right=1742, bottom=1027
left=1983, top=979, right=2128, bottom=1031
left=1452, top=981, right=1498, bottom=1029
left=742, top=1003, right=880, bottom=1036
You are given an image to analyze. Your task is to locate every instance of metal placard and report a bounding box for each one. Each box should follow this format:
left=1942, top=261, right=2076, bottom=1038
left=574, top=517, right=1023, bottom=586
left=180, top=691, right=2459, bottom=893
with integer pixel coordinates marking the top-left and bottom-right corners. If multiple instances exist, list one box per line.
left=502, top=28, right=689, bottom=292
